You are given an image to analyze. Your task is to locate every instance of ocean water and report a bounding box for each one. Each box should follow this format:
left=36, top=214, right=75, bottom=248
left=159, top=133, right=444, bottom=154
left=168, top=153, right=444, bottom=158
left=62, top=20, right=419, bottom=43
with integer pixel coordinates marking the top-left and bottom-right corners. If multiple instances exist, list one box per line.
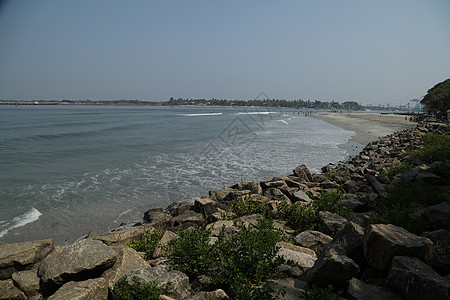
left=0, top=105, right=357, bottom=245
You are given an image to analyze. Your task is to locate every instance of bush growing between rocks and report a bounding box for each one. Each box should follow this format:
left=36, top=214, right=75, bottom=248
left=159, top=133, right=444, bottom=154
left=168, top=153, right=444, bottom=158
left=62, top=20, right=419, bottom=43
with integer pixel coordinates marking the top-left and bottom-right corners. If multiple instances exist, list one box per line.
left=302, top=284, right=337, bottom=300
left=224, top=195, right=266, bottom=218
left=381, top=161, right=414, bottom=180
left=410, top=132, right=450, bottom=162
left=127, top=229, right=162, bottom=260
left=167, top=224, right=214, bottom=278
left=313, top=189, right=350, bottom=217
left=211, top=218, right=285, bottom=300
left=166, top=218, right=285, bottom=299
left=113, top=276, right=168, bottom=300
left=276, top=190, right=349, bottom=233
left=367, top=180, right=444, bottom=234
left=277, top=200, right=318, bottom=233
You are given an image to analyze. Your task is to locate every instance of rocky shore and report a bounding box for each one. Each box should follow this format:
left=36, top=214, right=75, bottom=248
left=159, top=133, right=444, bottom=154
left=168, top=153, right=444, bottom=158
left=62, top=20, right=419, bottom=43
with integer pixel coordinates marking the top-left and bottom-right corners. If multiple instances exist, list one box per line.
left=1, top=119, right=449, bottom=300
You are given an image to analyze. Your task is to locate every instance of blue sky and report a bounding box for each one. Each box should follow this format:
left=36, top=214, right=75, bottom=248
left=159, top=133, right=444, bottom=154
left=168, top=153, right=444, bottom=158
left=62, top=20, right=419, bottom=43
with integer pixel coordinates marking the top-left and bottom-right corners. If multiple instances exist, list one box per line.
left=0, top=0, right=449, bottom=105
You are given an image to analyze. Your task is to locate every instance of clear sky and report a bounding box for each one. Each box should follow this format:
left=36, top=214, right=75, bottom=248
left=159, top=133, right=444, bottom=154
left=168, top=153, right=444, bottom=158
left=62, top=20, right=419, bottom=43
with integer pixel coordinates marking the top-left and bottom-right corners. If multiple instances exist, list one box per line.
left=0, top=0, right=449, bottom=105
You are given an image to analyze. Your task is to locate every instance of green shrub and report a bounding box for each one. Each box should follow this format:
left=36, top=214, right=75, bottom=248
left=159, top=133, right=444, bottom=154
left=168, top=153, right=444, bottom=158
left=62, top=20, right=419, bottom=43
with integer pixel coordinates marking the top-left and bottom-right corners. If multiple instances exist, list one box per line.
left=381, top=161, right=414, bottom=180
left=127, top=229, right=162, bottom=260
left=302, top=284, right=337, bottom=300
left=410, top=133, right=450, bottom=162
left=113, top=276, right=163, bottom=300
left=277, top=200, right=318, bottom=232
left=227, top=195, right=266, bottom=217
left=167, top=224, right=214, bottom=278
left=211, top=217, right=285, bottom=300
left=313, top=189, right=350, bottom=217
left=368, top=180, right=443, bottom=234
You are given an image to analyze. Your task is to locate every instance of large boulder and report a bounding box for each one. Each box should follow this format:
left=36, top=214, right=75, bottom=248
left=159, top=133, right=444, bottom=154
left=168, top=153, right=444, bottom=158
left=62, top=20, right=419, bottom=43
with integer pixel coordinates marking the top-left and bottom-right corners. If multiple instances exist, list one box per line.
left=101, top=246, right=150, bottom=290
left=293, top=230, right=332, bottom=255
left=347, top=277, right=402, bottom=300
left=0, top=279, right=26, bottom=300
left=153, top=230, right=177, bottom=258
left=189, top=289, right=230, bottom=300
left=268, top=278, right=308, bottom=300
left=143, top=209, right=172, bottom=228
left=48, top=278, right=108, bottom=300
left=38, top=238, right=117, bottom=286
left=330, top=222, right=365, bottom=266
left=11, top=270, right=40, bottom=298
left=363, top=224, right=434, bottom=270
left=0, top=239, right=54, bottom=280
left=422, top=229, right=450, bottom=275
left=423, top=202, right=450, bottom=229
left=293, top=165, right=313, bottom=182
left=171, top=210, right=205, bottom=228
left=120, top=266, right=191, bottom=299
left=387, top=256, right=450, bottom=300
left=91, top=225, right=152, bottom=246
left=277, top=248, right=317, bottom=272
left=305, top=244, right=359, bottom=285
left=317, top=211, right=348, bottom=236
left=165, top=202, right=194, bottom=217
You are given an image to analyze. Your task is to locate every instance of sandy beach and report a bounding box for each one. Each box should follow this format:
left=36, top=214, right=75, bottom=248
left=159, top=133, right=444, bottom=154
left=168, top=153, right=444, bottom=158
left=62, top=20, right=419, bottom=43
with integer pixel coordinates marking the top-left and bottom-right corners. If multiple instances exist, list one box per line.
left=313, top=112, right=417, bottom=145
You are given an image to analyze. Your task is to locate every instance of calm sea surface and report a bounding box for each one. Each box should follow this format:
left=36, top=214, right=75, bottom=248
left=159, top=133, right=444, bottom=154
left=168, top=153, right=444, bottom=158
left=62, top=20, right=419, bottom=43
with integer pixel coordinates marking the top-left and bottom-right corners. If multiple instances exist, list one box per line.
left=0, top=105, right=358, bottom=244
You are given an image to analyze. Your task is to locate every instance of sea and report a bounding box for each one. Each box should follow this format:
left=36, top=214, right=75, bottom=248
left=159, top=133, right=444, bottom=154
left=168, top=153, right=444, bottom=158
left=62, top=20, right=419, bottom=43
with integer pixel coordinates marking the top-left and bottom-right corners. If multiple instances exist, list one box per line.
left=0, top=105, right=361, bottom=245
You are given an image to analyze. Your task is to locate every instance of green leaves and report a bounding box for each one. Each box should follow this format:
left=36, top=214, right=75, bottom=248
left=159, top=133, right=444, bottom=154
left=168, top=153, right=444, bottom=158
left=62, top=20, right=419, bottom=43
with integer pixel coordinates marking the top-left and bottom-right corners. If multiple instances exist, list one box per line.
left=421, top=78, right=450, bottom=112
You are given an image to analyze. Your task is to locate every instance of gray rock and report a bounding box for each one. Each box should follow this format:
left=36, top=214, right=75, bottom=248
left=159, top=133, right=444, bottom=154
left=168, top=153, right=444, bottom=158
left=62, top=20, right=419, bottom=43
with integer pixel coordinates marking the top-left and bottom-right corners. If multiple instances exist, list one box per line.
left=165, top=201, right=194, bottom=217
left=101, top=246, right=150, bottom=290
left=347, top=277, right=402, bottom=300
left=277, top=248, right=317, bottom=272
left=346, top=212, right=373, bottom=228
left=11, top=270, right=40, bottom=298
left=276, top=242, right=316, bottom=258
left=387, top=256, right=450, bottom=300
left=189, top=289, right=230, bottom=300
left=423, top=202, right=450, bottom=229
left=416, top=171, right=442, bottom=184
left=400, top=168, right=420, bottom=181
left=268, top=278, right=308, bottom=300
left=294, top=230, right=332, bottom=255
left=206, top=221, right=238, bottom=237
left=330, top=221, right=365, bottom=267
left=48, top=278, right=108, bottom=300
left=293, top=164, right=313, bottom=182
left=209, top=188, right=235, bottom=202
left=422, top=229, right=450, bottom=275
left=363, top=224, right=434, bottom=270
left=318, top=211, right=348, bottom=236
left=0, top=279, right=26, bottom=299
left=292, top=190, right=312, bottom=203
left=153, top=230, right=177, bottom=258
left=91, top=225, right=152, bottom=246
left=172, top=210, right=205, bottom=228
left=341, top=198, right=367, bottom=212
left=194, top=197, right=220, bottom=217
left=121, top=266, right=191, bottom=299
left=264, top=188, right=290, bottom=201
left=247, top=181, right=263, bottom=195
left=143, top=209, right=172, bottom=228
left=305, top=244, right=359, bottom=285
left=39, top=238, right=117, bottom=286
left=0, top=239, right=54, bottom=280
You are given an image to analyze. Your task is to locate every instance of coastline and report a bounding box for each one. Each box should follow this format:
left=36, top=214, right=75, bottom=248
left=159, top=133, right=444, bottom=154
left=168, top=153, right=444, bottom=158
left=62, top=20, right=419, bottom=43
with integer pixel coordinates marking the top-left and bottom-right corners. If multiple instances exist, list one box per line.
left=313, top=112, right=417, bottom=145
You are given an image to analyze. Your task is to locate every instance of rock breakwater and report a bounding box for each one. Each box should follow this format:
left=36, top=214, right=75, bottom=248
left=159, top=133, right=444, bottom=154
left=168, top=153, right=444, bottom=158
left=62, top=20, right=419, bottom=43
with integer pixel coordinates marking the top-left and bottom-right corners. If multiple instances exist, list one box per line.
left=1, top=121, right=449, bottom=299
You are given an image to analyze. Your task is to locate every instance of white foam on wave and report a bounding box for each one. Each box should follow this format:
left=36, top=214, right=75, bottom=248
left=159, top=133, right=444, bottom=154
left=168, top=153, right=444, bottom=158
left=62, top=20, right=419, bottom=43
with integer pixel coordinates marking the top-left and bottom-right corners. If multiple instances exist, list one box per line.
left=176, top=113, right=223, bottom=117
left=235, top=112, right=277, bottom=115
left=277, top=120, right=289, bottom=125
left=0, top=208, right=42, bottom=238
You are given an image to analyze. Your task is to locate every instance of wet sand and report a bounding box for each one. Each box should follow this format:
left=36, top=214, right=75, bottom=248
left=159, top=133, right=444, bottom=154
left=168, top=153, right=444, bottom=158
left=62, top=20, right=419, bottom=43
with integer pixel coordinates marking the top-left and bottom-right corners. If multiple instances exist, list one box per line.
left=313, top=112, right=417, bottom=145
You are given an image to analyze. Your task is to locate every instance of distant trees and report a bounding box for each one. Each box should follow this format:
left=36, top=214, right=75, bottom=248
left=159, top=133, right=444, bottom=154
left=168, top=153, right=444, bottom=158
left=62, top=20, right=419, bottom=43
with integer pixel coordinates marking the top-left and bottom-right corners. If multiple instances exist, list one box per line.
left=421, top=78, right=450, bottom=113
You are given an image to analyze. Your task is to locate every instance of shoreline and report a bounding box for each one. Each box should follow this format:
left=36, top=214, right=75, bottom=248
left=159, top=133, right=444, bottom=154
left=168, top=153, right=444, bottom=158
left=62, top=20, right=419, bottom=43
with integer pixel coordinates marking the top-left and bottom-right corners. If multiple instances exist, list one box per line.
left=313, top=112, right=417, bottom=145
